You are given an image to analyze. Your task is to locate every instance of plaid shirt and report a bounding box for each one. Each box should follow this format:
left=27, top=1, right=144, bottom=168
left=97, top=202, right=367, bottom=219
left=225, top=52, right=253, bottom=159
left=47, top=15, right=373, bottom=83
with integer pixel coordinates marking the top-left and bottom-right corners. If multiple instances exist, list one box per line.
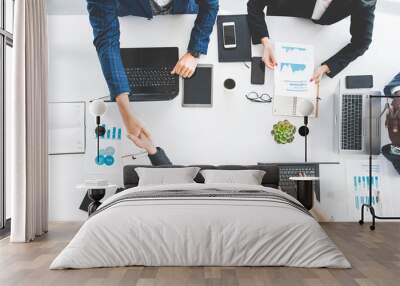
left=87, top=0, right=219, bottom=100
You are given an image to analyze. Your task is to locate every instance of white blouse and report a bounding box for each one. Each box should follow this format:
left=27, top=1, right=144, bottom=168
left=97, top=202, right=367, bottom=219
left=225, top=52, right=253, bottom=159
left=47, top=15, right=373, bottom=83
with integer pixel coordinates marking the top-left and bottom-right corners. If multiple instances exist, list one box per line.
left=311, top=0, right=333, bottom=20
left=152, top=0, right=173, bottom=8
left=392, top=86, right=400, bottom=95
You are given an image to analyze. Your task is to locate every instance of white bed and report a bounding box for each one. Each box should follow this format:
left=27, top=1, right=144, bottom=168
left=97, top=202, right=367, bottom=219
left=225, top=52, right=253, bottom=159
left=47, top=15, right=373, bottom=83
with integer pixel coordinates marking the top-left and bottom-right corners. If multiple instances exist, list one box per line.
left=50, top=183, right=351, bottom=269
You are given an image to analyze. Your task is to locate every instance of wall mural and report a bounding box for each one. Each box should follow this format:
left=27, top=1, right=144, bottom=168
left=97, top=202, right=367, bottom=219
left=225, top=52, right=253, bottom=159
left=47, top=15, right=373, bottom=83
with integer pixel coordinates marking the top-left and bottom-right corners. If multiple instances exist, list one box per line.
left=86, top=104, right=125, bottom=175
left=346, top=160, right=385, bottom=219
left=95, top=146, right=116, bottom=166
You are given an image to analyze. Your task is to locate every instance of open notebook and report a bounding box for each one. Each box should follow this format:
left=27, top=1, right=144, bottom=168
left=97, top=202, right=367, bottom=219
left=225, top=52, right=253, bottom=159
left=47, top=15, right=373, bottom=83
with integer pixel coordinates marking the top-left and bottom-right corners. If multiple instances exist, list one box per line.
left=273, top=91, right=320, bottom=117
left=273, top=42, right=319, bottom=117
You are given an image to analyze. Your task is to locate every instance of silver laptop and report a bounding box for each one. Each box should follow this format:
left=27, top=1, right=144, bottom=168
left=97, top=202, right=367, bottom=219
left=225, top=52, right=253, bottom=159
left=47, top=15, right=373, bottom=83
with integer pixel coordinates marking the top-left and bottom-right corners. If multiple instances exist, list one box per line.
left=333, top=79, right=381, bottom=155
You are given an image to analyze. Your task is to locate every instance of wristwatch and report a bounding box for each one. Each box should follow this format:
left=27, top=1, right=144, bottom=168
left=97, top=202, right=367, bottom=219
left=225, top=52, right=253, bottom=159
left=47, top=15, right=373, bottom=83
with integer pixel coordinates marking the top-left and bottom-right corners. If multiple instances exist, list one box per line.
left=189, top=51, right=200, bottom=58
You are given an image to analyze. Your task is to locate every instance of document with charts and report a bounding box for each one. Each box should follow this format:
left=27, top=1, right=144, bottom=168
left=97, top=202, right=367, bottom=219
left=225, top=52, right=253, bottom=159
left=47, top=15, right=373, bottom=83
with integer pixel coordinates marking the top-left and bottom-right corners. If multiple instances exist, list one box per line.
left=273, top=42, right=319, bottom=117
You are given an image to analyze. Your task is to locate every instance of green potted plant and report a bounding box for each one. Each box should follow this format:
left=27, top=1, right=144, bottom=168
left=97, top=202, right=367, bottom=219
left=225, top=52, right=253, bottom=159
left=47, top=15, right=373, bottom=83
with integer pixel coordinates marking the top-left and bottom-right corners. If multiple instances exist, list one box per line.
left=271, top=120, right=296, bottom=144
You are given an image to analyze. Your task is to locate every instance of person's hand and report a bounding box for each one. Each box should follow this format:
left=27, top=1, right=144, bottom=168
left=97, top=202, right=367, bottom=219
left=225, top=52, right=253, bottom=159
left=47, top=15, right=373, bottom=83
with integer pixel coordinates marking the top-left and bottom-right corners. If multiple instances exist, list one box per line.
left=171, top=52, right=199, bottom=78
left=125, top=115, right=151, bottom=138
left=310, top=65, right=330, bottom=84
left=127, top=133, right=157, bottom=155
left=261, top=37, right=277, bottom=69
left=115, top=93, right=151, bottom=138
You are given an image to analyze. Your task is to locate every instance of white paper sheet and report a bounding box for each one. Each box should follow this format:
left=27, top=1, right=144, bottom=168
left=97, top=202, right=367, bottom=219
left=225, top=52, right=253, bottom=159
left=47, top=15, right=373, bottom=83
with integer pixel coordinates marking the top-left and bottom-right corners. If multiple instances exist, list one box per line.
left=48, top=102, right=85, bottom=154
left=274, top=42, right=315, bottom=97
left=273, top=42, right=318, bottom=117
left=346, top=160, right=385, bottom=219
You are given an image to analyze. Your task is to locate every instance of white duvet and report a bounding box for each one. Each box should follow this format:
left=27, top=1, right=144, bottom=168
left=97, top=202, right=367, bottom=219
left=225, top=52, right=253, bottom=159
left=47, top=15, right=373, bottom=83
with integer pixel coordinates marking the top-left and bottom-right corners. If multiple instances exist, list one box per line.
left=50, top=183, right=350, bottom=269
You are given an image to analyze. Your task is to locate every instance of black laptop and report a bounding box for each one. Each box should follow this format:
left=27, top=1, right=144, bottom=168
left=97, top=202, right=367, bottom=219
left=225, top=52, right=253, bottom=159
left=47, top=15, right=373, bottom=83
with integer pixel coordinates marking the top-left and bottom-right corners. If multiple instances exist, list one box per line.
left=120, top=47, right=179, bottom=101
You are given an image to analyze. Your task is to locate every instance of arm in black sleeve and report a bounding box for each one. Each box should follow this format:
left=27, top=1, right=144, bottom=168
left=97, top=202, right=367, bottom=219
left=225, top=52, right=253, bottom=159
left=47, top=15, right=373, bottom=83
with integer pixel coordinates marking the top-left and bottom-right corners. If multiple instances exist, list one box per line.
left=247, top=0, right=270, bottom=44
left=148, top=147, right=173, bottom=166
left=322, top=1, right=376, bottom=78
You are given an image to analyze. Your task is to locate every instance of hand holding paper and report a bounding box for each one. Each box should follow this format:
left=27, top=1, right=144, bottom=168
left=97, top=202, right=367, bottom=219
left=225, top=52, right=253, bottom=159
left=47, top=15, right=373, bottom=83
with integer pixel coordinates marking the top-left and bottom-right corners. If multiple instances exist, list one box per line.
left=310, top=64, right=331, bottom=84
left=261, top=37, right=278, bottom=69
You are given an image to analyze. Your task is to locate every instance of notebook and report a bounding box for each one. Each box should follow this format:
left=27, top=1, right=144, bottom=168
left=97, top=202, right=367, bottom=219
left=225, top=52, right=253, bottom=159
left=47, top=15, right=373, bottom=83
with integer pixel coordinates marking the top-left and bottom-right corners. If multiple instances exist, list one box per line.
left=217, top=15, right=252, bottom=62
left=273, top=93, right=320, bottom=117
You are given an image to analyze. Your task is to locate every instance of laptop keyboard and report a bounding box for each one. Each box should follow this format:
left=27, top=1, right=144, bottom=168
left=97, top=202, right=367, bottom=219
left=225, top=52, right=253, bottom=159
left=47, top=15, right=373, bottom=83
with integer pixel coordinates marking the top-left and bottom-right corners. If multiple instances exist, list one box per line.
left=341, top=94, right=363, bottom=151
left=278, top=164, right=320, bottom=201
left=126, top=66, right=177, bottom=89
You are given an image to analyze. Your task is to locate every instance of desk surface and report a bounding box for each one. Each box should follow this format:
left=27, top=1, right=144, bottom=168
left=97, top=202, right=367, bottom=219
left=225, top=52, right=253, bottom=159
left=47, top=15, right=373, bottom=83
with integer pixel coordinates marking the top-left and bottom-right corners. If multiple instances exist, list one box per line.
left=49, top=13, right=397, bottom=165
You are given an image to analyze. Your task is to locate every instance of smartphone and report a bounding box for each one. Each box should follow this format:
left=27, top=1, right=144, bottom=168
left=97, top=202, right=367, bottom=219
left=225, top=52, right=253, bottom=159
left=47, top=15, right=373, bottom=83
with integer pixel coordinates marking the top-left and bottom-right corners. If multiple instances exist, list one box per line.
left=251, top=57, right=265, bottom=85
left=223, top=22, right=237, bottom=49
left=345, top=75, right=373, bottom=89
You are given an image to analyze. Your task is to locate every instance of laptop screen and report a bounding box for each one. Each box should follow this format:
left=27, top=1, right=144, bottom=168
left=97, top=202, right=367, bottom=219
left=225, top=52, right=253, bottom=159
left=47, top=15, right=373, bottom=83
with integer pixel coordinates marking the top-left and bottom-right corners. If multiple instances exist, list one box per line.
left=120, top=47, right=178, bottom=67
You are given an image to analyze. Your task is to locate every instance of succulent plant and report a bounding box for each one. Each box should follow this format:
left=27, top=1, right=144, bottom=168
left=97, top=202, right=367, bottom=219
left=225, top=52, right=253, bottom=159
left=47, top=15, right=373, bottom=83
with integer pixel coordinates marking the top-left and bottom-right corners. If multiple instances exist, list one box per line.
left=271, top=120, right=296, bottom=144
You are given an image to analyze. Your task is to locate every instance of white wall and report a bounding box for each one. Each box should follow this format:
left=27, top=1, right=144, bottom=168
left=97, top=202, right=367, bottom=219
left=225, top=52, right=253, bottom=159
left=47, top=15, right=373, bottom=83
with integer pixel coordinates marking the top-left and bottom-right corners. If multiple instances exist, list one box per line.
left=47, top=0, right=400, bottom=221
left=46, top=0, right=86, bottom=15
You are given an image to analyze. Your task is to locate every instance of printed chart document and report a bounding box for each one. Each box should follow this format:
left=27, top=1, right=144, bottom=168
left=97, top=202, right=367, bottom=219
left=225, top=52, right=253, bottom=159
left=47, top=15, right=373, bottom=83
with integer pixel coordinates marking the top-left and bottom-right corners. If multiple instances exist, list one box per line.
left=346, top=160, right=387, bottom=219
left=273, top=42, right=319, bottom=117
left=85, top=104, right=124, bottom=176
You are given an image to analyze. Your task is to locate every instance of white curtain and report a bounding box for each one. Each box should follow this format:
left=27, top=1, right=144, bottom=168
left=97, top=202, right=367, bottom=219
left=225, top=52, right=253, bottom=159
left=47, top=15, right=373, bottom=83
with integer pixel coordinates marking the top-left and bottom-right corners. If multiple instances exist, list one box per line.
left=8, top=0, right=49, bottom=242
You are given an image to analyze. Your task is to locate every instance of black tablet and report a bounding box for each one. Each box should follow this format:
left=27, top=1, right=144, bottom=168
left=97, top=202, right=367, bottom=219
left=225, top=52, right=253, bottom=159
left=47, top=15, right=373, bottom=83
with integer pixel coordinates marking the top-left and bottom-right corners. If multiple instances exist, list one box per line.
left=183, top=65, right=213, bottom=107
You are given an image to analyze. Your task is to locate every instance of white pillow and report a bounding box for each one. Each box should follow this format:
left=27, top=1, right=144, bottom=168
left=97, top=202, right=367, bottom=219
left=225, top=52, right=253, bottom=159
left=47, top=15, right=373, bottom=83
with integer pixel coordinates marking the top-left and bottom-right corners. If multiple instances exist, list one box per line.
left=135, top=167, right=201, bottom=186
left=200, top=169, right=266, bottom=185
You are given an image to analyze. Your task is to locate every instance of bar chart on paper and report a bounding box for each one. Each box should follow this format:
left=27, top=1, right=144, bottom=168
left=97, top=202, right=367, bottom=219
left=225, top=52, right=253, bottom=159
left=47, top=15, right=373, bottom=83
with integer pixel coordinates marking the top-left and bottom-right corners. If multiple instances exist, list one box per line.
left=279, top=63, right=308, bottom=92
left=279, top=45, right=313, bottom=62
left=274, top=43, right=314, bottom=96
left=280, top=63, right=307, bottom=73
left=97, top=125, right=122, bottom=141
left=273, top=42, right=318, bottom=117
left=86, top=105, right=124, bottom=174
left=352, top=175, right=382, bottom=211
left=346, top=160, right=384, bottom=218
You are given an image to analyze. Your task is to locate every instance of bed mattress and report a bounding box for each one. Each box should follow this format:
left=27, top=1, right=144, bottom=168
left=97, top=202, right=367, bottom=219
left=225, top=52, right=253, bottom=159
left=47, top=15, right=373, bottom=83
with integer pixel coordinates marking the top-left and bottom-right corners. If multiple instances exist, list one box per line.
left=50, top=183, right=350, bottom=269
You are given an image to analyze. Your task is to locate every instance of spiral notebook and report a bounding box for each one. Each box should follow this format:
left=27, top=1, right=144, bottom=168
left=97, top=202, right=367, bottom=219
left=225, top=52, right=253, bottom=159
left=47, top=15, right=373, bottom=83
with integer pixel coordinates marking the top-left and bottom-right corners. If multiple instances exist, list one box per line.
left=272, top=92, right=319, bottom=117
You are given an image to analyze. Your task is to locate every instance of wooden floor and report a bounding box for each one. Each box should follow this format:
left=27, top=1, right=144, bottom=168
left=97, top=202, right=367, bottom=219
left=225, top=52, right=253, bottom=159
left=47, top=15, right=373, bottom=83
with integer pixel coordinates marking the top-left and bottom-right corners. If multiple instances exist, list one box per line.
left=1, top=222, right=400, bottom=286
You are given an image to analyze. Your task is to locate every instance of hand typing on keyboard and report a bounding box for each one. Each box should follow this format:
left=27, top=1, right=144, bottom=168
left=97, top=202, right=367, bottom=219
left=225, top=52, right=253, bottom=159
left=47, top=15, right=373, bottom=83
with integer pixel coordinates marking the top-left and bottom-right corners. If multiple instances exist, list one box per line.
left=171, top=52, right=199, bottom=78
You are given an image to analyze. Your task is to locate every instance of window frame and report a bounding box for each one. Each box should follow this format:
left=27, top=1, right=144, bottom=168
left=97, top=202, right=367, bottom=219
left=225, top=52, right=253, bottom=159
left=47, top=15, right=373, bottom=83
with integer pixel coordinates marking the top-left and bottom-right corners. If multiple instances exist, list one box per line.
left=0, top=0, right=13, bottom=233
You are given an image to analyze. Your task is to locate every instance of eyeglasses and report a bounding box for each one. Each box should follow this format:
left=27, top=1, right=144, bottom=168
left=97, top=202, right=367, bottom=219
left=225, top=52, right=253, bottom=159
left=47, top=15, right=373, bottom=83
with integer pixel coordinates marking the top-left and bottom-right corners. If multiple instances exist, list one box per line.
left=245, top=91, right=272, bottom=103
